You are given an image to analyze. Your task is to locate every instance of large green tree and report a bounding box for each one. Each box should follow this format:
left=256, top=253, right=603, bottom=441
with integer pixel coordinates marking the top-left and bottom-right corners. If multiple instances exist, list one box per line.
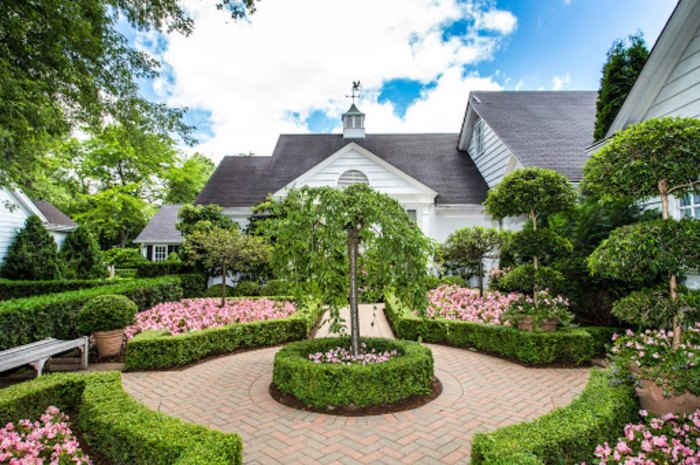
left=1, top=0, right=257, bottom=187
left=256, top=185, right=433, bottom=356
left=164, top=154, right=215, bottom=204
left=440, top=226, right=502, bottom=296
left=176, top=204, right=235, bottom=236
left=594, top=33, right=649, bottom=141
left=0, top=216, right=62, bottom=280
left=583, top=117, right=700, bottom=348
left=485, top=168, right=577, bottom=303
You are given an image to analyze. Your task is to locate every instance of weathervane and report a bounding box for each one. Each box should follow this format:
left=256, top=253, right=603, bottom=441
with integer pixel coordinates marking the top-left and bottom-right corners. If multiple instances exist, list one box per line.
left=346, top=81, right=362, bottom=104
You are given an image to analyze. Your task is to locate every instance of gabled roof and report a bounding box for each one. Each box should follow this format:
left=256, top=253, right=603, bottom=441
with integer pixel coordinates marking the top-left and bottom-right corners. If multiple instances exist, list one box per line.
left=133, top=204, right=184, bottom=244
left=606, top=0, right=700, bottom=136
left=195, top=134, right=489, bottom=207
left=32, top=200, right=77, bottom=228
left=459, top=91, right=597, bottom=181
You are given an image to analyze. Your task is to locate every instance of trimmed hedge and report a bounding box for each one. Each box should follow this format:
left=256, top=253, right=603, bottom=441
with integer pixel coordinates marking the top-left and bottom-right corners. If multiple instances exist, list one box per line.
left=470, top=369, right=639, bottom=464
left=272, top=337, right=434, bottom=408
left=135, top=262, right=195, bottom=278
left=125, top=298, right=324, bottom=370
left=385, top=295, right=611, bottom=365
left=0, top=278, right=120, bottom=301
left=0, top=277, right=183, bottom=350
left=0, top=372, right=242, bottom=464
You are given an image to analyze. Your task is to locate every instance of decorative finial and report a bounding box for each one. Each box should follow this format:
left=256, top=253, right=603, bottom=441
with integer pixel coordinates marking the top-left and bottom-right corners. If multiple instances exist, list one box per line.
left=346, top=81, right=362, bottom=105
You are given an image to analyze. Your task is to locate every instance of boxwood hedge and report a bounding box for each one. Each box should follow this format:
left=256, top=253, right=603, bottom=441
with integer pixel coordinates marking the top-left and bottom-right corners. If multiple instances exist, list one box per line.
left=384, top=295, right=615, bottom=365
left=272, top=337, right=434, bottom=408
left=470, top=369, right=638, bottom=464
left=0, top=278, right=120, bottom=301
left=0, top=276, right=184, bottom=350
left=0, top=372, right=242, bottom=464
left=125, top=298, right=324, bottom=370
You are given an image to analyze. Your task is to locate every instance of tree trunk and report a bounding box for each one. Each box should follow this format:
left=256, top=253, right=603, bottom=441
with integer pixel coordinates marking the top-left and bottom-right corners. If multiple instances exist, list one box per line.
left=531, top=208, right=539, bottom=305
left=659, top=179, right=682, bottom=350
left=221, top=264, right=227, bottom=308
left=348, top=228, right=361, bottom=357
left=478, top=260, right=484, bottom=297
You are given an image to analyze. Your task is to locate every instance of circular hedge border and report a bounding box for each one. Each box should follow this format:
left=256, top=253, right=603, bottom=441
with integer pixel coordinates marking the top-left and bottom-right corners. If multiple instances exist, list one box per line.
left=272, top=337, right=434, bottom=409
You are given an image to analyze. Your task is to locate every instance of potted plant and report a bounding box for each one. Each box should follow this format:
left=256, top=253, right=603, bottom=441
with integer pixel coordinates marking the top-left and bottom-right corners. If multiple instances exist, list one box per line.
left=77, top=294, right=138, bottom=357
left=502, top=290, right=573, bottom=332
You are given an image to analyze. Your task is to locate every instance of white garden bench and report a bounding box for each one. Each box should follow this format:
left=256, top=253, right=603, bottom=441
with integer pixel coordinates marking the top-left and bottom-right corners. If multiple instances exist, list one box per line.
left=0, top=337, right=89, bottom=376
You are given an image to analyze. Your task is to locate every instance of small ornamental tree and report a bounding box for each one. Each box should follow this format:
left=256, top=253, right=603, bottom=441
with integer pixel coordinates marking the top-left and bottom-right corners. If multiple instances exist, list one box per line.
left=181, top=227, right=271, bottom=306
left=485, top=168, right=577, bottom=303
left=255, top=184, right=433, bottom=356
left=0, top=215, right=62, bottom=280
left=583, top=117, right=700, bottom=348
left=440, top=226, right=502, bottom=296
left=60, top=226, right=106, bottom=279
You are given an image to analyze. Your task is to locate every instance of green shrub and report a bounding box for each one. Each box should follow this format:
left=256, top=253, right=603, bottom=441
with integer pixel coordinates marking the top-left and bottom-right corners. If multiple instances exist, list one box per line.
left=114, top=268, right=137, bottom=279
left=135, top=262, right=195, bottom=278
left=440, top=275, right=466, bottom=287
left=232, top=280, right=260, bottom=297
left=272, top=337, right=433, bottom=408
left=0, top=216, right=62, bottom=280
left=179, top=273, right=208, bottom=298
left=60, top=226, right=107, bottom=279
left=104, top=248, right=147, bottom=268
left=384, top=295, right=599, bottom=365
left=77, top=295, right=137, bottom=334
left=425, top=275, right=441, bottom=290
left=0, top=372, right=242, bottom=464
left=493, top=265, right=565, bottom=295
left=125, top=299, right=323, bottom=370
left=0, top=276, right=183, bottom=350
left=0, top=278, right=119, bottom=301
left=611, top=287, right=700, bottom=329
left=579, top=326, right=623, bottom=356
left=259, top=279, right=287, bottom=296
left=471, top=369, right=638, bottom=465
left=204, top=284, right=235, bottom=298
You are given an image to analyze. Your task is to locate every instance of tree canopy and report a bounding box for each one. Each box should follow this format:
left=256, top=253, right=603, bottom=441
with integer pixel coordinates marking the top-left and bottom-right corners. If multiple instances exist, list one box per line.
left=176, top=204, right=235, bottom=236
left=164, top=154, right=215, bottom=204
left=594, top=33, right=649, bottom=141
left=440, top=226, right=502, bottom=296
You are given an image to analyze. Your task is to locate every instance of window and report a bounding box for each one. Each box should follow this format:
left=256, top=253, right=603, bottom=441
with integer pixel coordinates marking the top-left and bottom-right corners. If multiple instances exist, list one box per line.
left=680, top=193, right=700, bottom=219
left=406, top=209, right=417, bottom=222
left=337, top=170, right=369, bottom=188
left=153, top=245, right=167, bottom=262
left=474, top=119, right=484, bottom=156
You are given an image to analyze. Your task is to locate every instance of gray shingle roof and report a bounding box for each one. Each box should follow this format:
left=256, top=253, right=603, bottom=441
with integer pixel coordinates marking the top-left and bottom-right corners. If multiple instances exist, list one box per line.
left=195, top=134, right=489, bottom=207
left=31, top=200, right=77, bottom=228
left=470, top=91, right=597, bottom=180
left=133, top=204, right=184, bottom=244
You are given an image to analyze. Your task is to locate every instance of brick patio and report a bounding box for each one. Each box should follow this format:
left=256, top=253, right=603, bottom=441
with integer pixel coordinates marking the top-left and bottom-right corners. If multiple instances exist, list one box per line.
left=122, top=306, right=590, bottom=464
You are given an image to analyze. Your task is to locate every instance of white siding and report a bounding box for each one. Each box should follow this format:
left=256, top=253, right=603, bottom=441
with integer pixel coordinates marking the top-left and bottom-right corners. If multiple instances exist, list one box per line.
left=646, top=27, right=700, bottom=119
left=0, top=189, right=31, bottom=262
left=468, top=119, right=516, bottom=188
left=428, top=205, right=497, bottom=244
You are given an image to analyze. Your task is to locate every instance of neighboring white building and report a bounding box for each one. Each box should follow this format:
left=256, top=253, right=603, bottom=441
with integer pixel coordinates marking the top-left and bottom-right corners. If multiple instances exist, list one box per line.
left=0, top=188, right=78, bottom=263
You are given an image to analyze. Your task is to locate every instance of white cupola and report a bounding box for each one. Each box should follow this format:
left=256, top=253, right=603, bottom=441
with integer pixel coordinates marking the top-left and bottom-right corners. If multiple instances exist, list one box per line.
left=342, top=104, right=365, bottom=139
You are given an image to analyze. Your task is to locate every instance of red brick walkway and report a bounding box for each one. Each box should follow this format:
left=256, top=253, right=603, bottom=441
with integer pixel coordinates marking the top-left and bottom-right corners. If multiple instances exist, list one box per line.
left=123, top=315, right=590, bottom=465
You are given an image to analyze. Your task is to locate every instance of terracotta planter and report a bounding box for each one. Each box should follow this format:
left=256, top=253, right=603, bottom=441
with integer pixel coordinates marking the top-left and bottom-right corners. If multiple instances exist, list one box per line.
left=93, top=329, right=124, bottom=358
left=539, top=320, right=560, bottom=332
left=517, top=316, right=535, bottom=331
left=636, top=378, right=700, bottom=416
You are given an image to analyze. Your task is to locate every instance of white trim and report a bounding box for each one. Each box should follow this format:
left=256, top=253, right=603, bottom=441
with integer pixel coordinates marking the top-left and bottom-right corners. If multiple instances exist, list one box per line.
left=271, top=142, right=439, bottom=199
left=153, top=245, right=168, bottom=262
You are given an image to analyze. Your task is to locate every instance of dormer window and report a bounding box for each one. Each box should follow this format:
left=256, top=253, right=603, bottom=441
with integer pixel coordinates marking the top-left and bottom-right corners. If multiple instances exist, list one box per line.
left=337, top=170, right=369, bottom=188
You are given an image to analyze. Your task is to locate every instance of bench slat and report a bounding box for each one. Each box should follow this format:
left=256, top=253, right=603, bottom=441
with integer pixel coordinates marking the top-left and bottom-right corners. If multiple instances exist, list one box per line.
left=0, top=338, right=88, bottom=373
left=0, top=339, right=60, bottom=357
left=0, top=340, right=83, bottom=361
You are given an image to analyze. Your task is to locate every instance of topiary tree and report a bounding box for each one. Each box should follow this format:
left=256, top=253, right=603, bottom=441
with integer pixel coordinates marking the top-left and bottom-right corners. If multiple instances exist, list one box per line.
left=440, top=226, right=502, bottom=296
left=60, top=226, right=106, bottom=279
left=255, top=184, right=433, bottom=356
left=583, top=117, right=700, bottom=348
left=181, top=226, right=271, bottom=306
left=0, top=216, right=62, bottom=280
left=485, top=168, right=577, bottom=303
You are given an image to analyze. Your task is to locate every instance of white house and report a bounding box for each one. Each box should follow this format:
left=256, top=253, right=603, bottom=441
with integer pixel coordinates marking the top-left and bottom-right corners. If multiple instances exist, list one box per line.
left=0, top=188, right=78, bottom=263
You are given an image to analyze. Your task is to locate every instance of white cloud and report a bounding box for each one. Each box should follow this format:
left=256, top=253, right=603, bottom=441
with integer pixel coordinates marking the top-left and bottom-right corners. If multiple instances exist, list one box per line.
left=551, top=73, right=572, bottom=90
left=145, top=0, right=517, bottom=161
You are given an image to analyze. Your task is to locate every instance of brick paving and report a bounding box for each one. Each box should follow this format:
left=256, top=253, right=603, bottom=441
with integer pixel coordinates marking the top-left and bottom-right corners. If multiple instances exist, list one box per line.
left=122, top=305, right=590, bottom=464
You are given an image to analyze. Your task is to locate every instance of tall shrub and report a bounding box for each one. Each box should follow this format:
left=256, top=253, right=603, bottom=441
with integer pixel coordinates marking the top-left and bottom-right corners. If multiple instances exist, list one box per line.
left=440, top=226, right=502, bottom=296
left=583, top=117, right=700, bottom=347
left=0, top=216, right=62, bottom=280
left=60, top=226, right=106, bottom=279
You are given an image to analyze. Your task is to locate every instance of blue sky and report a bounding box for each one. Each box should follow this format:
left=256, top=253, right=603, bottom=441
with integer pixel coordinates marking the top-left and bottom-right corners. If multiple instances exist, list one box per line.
left=127, top=0, right=678, bottom=160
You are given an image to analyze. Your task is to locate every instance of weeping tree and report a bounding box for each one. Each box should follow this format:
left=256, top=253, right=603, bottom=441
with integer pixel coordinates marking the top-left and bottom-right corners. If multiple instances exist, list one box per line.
left=485, top=168, right=577, bottom=303
left=582, top=117, right=700, bottom=348
left=255, top=184, right=433, bottom=356
left=440, top=226, right=503, bottom=296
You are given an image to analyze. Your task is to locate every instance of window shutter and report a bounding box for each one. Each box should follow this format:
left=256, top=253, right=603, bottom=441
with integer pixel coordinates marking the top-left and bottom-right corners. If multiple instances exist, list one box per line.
left=146, top=245, right=153, bottom=261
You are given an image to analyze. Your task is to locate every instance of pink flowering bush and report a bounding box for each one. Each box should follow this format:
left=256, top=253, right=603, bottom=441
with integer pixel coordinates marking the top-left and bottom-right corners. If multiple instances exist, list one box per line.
left=125, top=298, right=296, bottom=339
left=0, top=406, right=92, bottom=464
left=308, top=342, right=398, bottom=365
left=582, top=409, right=700, bottom=464
left=426, top=284, right=520, bottom=324
left=610, top=323, right=700, bottom=396
left=501, top=290, right=574, bottom=328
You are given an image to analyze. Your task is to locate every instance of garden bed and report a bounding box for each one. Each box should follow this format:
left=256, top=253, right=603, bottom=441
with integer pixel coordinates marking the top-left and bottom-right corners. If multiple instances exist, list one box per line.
left=124, top=298, right=323, bottom=370
left=272, top=337, right=434, bottom=411
left=0, top=372, right=242, bottom=464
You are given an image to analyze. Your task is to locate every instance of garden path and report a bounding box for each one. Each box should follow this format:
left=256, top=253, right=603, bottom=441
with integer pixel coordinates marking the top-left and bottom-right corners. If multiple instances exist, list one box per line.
left=122, top=304, right=591, bottom=465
